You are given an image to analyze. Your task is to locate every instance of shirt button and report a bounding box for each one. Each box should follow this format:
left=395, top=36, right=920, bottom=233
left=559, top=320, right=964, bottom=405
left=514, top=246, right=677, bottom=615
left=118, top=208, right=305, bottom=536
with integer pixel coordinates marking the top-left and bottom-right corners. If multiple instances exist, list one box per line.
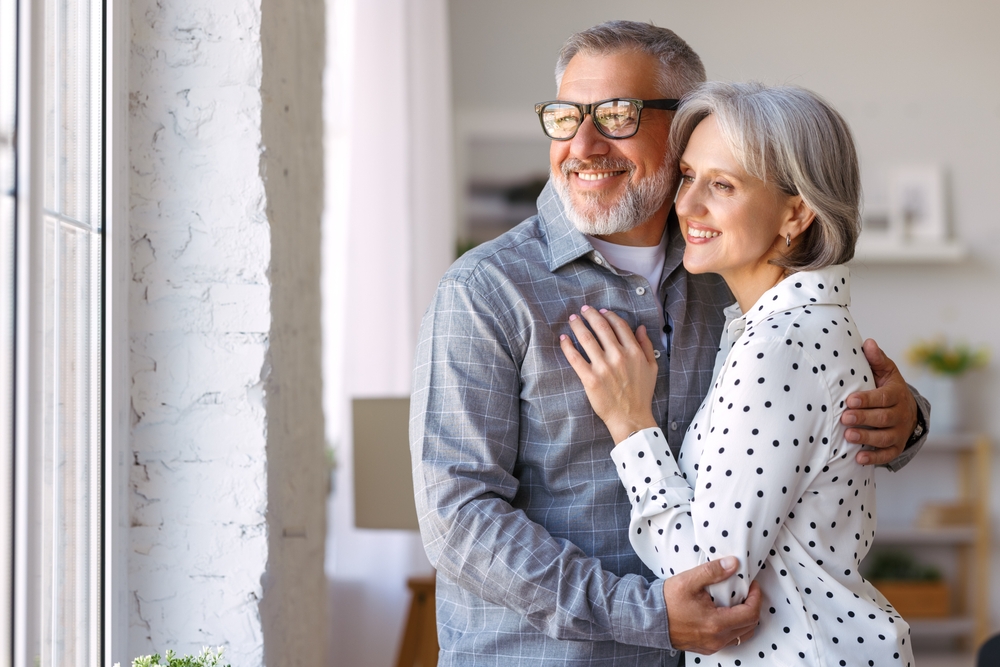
left=595, top=257, right=604, bottom=265
left=653, top=350, right=661, bottom=359
left=635, top=286, right=646, bottom=295
left=670, top=421, right=678, bottom=431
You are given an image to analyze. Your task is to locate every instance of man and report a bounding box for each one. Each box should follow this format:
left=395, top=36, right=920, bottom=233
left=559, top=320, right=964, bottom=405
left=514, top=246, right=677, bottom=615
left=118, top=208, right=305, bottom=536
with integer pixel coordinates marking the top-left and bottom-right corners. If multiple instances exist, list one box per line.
left=410, top=21, right=928, bottom=666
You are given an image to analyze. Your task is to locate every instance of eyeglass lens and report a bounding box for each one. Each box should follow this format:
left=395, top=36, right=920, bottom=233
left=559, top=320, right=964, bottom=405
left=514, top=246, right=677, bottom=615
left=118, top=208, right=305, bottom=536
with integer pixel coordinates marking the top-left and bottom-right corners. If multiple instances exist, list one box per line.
left=540, top=100, right=640, bottom=139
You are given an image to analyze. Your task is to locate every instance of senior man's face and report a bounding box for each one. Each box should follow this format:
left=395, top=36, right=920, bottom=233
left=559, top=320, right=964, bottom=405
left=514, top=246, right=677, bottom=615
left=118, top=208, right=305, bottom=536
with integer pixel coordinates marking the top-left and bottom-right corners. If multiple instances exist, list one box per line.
left=550, top=50, right=678, bottom=242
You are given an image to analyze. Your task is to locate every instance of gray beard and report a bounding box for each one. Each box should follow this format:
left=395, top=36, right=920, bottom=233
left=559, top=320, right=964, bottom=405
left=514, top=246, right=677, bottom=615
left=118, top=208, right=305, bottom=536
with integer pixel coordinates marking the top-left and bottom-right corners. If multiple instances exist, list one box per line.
left=552, top=158, right=673, bottom=236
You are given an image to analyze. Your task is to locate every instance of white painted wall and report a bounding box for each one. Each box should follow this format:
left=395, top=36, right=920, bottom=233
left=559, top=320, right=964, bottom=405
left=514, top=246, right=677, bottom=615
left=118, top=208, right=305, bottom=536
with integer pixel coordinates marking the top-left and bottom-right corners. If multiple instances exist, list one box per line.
left=449, top=0, right=1000, bottom=638
left=258, top=0, right=328, bottom=661
left=129, top=0, right=270, bottom=661
left=128, top=0, right=327, bottom=662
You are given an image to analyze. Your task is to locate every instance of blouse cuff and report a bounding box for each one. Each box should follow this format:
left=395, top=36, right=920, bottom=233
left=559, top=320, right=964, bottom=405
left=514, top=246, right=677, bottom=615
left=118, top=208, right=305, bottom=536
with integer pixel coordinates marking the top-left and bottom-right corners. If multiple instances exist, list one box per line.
left=610, top=428, right=693, bottom=510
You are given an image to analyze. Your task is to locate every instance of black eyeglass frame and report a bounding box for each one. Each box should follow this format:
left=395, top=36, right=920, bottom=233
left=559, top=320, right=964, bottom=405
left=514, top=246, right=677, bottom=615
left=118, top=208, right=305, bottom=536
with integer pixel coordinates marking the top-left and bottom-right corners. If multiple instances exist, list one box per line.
left=534, top=98, right=680, bottom=141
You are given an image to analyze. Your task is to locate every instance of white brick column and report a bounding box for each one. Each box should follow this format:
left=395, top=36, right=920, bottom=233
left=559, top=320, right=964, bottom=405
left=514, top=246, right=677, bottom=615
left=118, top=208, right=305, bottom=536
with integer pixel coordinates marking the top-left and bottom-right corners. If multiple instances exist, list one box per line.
left=127, top=0, right=326, bottom=662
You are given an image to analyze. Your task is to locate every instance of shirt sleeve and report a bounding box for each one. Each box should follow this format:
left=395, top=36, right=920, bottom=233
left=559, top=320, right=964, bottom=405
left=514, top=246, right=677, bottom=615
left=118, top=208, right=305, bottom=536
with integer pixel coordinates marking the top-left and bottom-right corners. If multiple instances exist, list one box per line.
left=611, top=338, right=836, bottom=607
left=409, top=276, right=672, bottom=648
left=881, top=383, right=931, bottom=472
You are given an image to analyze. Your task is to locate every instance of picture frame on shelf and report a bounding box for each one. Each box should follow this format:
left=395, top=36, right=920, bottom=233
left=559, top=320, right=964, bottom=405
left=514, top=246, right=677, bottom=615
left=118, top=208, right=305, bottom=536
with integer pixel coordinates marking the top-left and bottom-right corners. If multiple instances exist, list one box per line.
left=860, top=207, right=898, bottom=244
left=887, top=165, right=947, bottom=241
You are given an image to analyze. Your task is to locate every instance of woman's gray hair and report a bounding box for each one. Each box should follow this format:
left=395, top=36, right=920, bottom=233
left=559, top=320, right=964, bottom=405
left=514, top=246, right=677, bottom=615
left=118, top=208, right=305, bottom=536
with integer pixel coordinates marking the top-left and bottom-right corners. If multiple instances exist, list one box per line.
left=555, top=21, right=706, bottom=99
left=670, top=82, right=862, bottom=271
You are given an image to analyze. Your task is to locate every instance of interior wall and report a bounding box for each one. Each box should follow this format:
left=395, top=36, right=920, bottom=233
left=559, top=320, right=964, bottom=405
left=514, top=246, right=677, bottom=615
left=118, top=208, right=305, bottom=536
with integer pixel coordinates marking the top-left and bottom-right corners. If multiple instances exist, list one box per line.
left=259, top=0, right=329, bottom=662
left=449, top=0, right=1000, bottom=635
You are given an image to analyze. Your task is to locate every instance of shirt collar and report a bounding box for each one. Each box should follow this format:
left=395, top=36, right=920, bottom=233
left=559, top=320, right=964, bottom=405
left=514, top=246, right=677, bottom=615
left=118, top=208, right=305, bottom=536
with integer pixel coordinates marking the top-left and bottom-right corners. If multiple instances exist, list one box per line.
left=729, top=265, right=853, bottom=331
left=535, top=180, right=595, bottom=272
left=661, top=209, right=685, bottom=280
left=535, top=178, right=683, bottom=276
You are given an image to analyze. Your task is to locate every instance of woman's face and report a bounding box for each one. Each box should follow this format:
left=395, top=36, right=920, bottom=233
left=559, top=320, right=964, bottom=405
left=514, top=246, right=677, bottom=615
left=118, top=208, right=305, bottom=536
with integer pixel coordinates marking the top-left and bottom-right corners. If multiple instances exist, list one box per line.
left=676, top=116, right=804, bottom=302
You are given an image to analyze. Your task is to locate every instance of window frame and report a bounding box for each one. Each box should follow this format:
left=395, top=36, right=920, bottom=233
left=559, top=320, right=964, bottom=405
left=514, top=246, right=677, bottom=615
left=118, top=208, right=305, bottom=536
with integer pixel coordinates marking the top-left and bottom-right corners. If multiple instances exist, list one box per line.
left=7, top=0, right=128, bottom=663
left=103, top=0, right=129, bottom=661
left=13, top=0, right=48, bottom=660
left=0, top=0, right=16, bottom=662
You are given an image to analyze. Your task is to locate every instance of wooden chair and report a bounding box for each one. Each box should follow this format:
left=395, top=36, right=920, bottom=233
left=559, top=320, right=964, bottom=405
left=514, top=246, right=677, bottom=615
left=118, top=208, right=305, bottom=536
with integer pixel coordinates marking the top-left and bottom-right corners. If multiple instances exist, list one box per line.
left=396, top=576, right=438, bottom=667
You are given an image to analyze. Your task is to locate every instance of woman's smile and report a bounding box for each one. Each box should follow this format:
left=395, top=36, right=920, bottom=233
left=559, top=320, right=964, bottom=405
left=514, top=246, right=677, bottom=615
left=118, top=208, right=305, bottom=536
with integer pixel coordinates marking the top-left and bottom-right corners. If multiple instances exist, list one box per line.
left=685, top=222, right=722, bottom=241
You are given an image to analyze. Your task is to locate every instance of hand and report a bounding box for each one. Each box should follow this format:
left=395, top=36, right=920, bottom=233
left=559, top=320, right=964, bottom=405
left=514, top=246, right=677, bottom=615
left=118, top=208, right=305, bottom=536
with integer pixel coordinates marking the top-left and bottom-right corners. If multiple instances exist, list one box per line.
left=559, top=306, right=659, bottom=443
left=663, top=556, right=761, bottom=654
left=841, top=339, right=919, bottom=465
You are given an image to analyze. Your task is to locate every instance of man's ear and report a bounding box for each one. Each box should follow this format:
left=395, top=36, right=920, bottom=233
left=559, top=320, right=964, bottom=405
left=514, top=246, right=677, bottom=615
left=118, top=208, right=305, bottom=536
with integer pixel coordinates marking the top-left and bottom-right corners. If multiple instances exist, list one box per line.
left=781, top=195, right=816, bottom=242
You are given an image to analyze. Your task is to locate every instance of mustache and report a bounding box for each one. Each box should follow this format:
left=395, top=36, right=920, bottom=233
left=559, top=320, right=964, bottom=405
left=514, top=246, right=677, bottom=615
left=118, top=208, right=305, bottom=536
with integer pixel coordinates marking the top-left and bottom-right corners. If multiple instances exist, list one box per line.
left=560, top=157, right=635, bottom=179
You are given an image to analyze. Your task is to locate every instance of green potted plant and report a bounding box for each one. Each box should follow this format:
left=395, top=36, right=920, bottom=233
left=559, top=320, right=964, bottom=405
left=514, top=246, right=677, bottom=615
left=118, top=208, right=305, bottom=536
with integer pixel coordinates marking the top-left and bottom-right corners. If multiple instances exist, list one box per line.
left=907, top=338, right=988, bottom=433
left=866, top=551, right=949, bottom=618
left=115, top=646, right=230, bottom=667
left=908, top=338, right=988, bottom=376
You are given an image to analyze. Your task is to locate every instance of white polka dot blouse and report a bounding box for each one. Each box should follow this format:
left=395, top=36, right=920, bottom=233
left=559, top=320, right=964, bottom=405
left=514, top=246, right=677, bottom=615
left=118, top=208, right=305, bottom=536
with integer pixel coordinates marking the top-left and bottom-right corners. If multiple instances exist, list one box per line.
left=611, top=266, right=913, bottom=667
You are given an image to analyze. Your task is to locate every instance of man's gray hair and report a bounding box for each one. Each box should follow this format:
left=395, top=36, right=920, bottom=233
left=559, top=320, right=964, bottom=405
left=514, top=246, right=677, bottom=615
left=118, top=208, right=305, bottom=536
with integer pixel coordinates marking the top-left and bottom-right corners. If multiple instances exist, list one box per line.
left=670, top=82, right=862, bottom=272
left=555, top=21, right=706, bottom=98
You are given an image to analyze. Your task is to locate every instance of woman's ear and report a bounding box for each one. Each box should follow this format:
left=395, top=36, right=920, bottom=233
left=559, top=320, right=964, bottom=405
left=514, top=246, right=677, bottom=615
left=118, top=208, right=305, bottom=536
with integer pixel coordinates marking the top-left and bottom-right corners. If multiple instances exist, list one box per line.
left=781, top=195, right=816, bottom=242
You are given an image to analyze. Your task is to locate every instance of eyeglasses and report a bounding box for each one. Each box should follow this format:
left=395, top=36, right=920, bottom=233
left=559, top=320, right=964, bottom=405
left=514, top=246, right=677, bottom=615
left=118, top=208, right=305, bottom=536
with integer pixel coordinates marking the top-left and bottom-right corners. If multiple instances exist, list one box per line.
left=534, top=98, right=679, bottom=140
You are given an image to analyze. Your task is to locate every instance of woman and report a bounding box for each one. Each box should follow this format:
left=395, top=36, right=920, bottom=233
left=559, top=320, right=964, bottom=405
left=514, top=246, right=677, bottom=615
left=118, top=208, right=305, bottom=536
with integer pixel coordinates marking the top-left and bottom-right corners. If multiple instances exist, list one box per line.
left=560, top=82, right=913, bottom=666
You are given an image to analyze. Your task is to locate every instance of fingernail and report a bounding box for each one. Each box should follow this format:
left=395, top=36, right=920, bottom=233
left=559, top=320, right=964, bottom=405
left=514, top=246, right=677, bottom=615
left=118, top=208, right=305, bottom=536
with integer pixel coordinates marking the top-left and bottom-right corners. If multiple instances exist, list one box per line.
left=858, top=454, right=870, bottom=464
left=569, top=314, right=578, bottom=321
left=847, top=397, right=862, bottom=409
left=842, top=413, right=857, bottom=425
left=581, top=305, right=590, bottom=312
left=559, top=334, right=567, bottom=341
left=845, top=430, right=860, bottom=443
left=599, top=309, right=608, bottom=314
left=720, top=556, right=738, bottom=570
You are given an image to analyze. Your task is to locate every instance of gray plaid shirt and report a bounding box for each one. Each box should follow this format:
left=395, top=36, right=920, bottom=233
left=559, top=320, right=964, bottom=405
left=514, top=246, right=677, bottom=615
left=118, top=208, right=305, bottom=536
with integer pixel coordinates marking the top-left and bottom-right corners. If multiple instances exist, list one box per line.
left=409, top=181, right=925, bottom=666
left=410, top=181, right=730, bottom=666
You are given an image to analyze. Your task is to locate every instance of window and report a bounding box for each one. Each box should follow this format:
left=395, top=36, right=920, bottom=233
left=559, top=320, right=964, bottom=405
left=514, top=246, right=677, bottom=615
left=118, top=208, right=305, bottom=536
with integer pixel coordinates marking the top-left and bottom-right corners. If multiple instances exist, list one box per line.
left=0, top=0, right=18, bottom=659
left=6, top=0, right=107, bottom=664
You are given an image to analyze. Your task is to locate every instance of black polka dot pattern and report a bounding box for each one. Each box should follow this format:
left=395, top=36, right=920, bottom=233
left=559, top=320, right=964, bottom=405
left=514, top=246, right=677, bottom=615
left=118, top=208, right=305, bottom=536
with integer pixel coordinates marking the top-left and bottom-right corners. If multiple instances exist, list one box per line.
left=611, top=267, right=913, bottom=666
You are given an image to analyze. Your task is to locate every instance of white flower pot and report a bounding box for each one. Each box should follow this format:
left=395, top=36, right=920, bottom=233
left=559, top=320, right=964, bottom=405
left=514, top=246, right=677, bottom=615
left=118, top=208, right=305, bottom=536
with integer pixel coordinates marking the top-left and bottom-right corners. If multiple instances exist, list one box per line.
left=915, top=374, right=959, bottom=434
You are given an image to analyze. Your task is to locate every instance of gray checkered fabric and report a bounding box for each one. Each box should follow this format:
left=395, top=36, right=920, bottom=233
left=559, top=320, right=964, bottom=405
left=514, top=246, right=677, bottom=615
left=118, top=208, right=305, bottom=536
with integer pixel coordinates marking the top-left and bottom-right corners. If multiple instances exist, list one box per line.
left=410, top=180, right=732, bottom=666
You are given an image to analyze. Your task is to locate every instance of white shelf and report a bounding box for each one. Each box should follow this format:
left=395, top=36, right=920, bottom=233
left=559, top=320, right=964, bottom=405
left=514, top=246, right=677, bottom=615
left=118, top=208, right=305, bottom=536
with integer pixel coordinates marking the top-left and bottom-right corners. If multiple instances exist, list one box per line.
left=876, top=526, right=976, bottom=545
left=907, top=617, right=976, bottom=637
left=851, top=239, right=967, bottom=264
left=921, top=433, right=981, bottom=452
left=455, top=107, right=547, bottom=141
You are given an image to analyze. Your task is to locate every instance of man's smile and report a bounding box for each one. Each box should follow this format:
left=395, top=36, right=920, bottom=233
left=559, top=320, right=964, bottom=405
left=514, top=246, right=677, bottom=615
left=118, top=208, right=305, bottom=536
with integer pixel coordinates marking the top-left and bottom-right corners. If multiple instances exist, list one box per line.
left=561, top=158, right=634, bottom=193
left=576, top=170, right=626, bottom=182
